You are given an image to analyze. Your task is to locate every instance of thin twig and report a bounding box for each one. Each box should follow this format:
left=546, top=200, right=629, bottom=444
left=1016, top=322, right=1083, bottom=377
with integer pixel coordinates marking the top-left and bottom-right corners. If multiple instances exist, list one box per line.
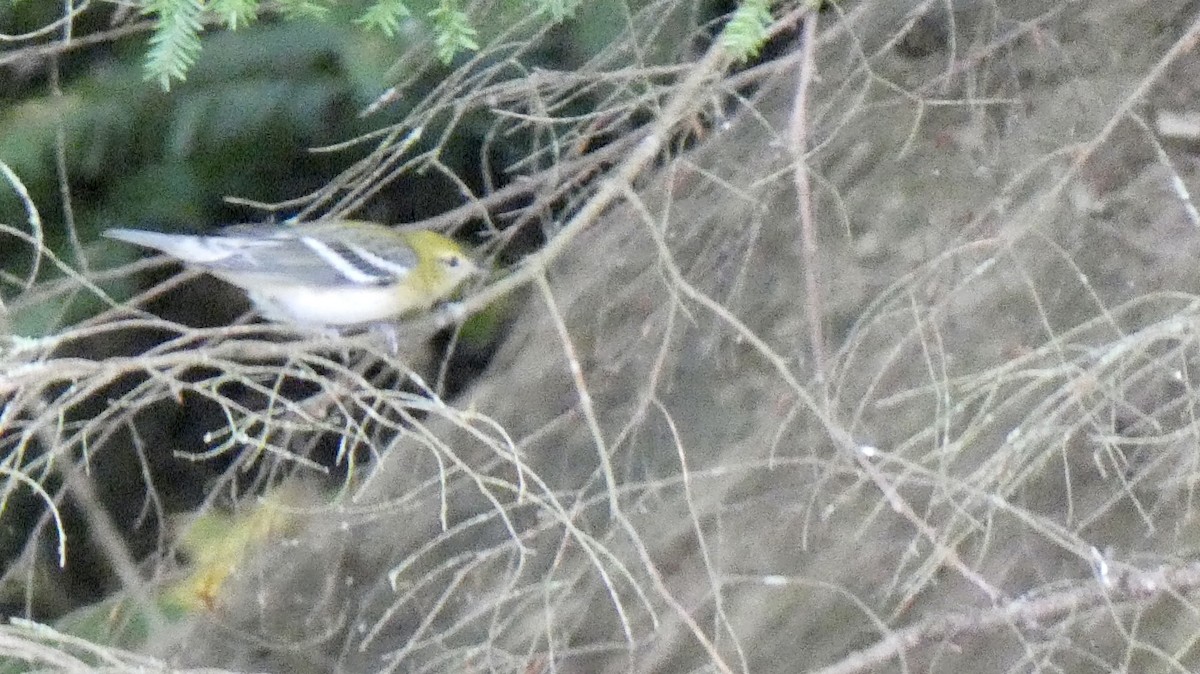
left=788, top=12, right=827, bottom=401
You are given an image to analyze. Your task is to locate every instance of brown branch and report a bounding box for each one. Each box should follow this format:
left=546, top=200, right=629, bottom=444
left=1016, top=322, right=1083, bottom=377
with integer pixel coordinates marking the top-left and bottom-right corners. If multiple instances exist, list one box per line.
left=809, top=561, right=1200, bottom=674
left=788, top=12, right=827, bottom=401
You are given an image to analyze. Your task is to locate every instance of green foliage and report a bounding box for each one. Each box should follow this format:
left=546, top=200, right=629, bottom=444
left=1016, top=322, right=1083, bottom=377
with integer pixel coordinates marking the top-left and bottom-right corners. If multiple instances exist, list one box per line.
left=354, top=0, right=411, bottom=37
left=0, top=597, right=188, bottom=674
left=722, top=0, right=772, bottom=59
left=276, top=0, right=332, bottom=19
left=141, top=0, right=205, bottom=90
left=208, top=0, right=258, bottom=28
left=429, top=0, right=479, bottom=63
left=0, top=491, right=305, bottom=673
left=534, top=0, right=581, bottom=21
left=44, top=594, right=191, bottom=653
left=134, top=0, right=572, bottom=88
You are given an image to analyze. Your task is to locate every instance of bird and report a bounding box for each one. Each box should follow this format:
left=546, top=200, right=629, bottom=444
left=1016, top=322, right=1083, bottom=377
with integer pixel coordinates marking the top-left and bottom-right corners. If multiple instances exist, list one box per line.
left=105, top=220, right=479, bottom=329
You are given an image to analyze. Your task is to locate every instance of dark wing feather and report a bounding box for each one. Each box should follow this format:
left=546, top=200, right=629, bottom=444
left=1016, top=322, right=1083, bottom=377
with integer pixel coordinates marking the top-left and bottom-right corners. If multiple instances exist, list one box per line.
left=201, top=223, right=416, bottom=288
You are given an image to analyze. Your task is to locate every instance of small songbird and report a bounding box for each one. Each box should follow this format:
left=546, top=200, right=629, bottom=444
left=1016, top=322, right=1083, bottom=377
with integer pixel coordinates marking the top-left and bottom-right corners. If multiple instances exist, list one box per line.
left=105, top=221, right=479, bottom=328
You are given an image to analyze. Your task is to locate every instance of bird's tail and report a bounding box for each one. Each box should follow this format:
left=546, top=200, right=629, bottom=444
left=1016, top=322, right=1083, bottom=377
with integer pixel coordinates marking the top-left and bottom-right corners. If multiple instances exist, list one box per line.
left=104, top=228, right=251, bottom=265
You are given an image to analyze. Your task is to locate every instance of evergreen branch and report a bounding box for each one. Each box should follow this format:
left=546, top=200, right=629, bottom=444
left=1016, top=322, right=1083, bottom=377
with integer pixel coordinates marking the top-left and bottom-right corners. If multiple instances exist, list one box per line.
left=208, top=0, right=259, bottom=29
left=355, top=0, right=412, bottom=38
left=722, top=0, right=772, bottom=59
left=429, top=0, right=479, bottom=63
left=141, top=0, right=205, bottom=90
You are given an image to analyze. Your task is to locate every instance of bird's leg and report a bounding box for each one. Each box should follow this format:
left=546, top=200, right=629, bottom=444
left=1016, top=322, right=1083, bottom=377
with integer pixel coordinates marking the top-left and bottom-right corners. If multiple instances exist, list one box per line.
left=369, top=322, right=401, bottom=355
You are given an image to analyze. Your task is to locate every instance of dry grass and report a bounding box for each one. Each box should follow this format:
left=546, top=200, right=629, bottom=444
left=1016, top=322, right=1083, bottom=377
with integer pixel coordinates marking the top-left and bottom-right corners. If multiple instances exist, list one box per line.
left=7, top=1, right=1200, bottom=672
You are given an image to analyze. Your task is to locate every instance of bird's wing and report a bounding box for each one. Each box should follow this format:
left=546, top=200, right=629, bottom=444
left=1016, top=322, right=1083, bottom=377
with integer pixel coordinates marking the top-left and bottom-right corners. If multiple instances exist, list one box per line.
left=107, top=225, right=417, bottom=288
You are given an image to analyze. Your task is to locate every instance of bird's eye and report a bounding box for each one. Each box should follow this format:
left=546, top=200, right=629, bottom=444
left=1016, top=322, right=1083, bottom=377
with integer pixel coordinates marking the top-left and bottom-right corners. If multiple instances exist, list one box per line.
left=445, top=255, right=462, bottom=268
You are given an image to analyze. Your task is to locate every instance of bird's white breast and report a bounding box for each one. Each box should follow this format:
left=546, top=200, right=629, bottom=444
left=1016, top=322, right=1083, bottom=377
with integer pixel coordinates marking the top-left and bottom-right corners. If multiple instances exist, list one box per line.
left=245, top=284, right=418, bottom=326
